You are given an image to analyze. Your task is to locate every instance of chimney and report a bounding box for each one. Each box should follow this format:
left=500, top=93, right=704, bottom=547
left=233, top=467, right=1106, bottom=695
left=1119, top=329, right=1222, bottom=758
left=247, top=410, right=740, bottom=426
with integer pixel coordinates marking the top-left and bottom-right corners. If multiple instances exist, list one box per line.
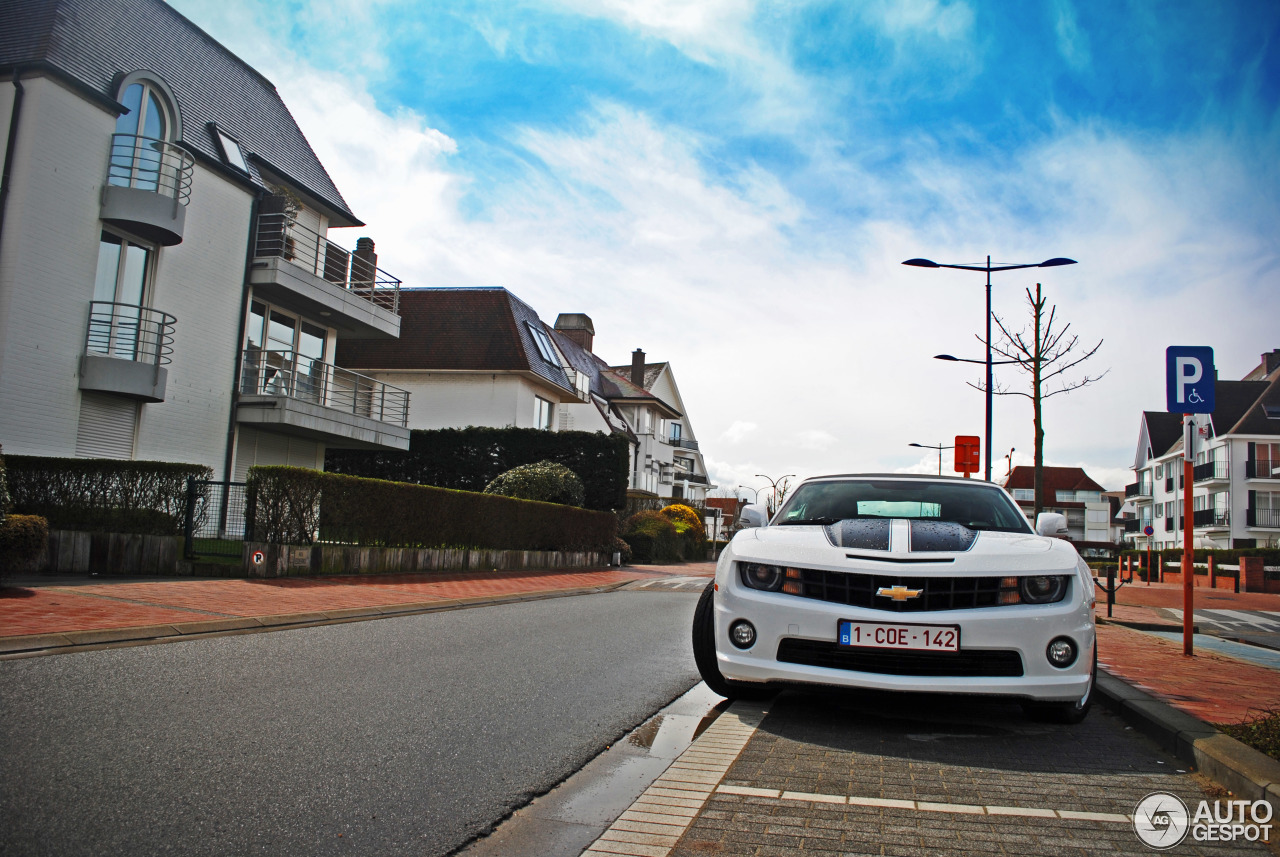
left=1265, top=349, right=1280, bottom=375
left=352, top=237, right=377, bottom=286
left=554, top=313, right=595, bottom=352
left=631, top=348, right=646, bottom=388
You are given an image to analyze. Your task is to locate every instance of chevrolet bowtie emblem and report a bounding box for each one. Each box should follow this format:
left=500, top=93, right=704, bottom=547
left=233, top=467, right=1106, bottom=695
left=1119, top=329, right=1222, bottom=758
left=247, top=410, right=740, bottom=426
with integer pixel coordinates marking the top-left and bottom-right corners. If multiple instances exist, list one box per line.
left=876, top=585, right=923, bottom=601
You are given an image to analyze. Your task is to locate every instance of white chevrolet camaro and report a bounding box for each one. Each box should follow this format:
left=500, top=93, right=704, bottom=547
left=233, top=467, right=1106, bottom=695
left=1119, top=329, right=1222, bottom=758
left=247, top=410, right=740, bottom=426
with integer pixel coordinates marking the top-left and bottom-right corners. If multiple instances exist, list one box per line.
left=693, top=474, right=1097, bottom=723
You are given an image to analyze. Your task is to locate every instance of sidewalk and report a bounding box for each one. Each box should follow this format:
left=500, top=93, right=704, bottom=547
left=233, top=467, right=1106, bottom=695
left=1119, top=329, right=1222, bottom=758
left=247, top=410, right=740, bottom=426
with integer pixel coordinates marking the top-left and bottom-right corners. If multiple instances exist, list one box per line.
left=0, top=562, right=717, bottom=654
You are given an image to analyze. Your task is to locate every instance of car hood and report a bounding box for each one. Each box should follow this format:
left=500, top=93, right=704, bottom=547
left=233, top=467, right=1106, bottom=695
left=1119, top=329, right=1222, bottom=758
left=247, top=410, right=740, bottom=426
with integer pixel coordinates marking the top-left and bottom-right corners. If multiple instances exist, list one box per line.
left=730, top=522, right=1081, bottom=575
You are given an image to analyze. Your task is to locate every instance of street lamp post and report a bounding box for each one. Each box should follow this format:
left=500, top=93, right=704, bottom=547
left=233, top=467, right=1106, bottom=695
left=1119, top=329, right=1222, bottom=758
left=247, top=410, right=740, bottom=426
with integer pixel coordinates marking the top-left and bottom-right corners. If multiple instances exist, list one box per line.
left=909, top=442, right=954, bottom=475
left=904, top=255, right=1077, bottom=481
left=754, top=473, right=795, bottom=515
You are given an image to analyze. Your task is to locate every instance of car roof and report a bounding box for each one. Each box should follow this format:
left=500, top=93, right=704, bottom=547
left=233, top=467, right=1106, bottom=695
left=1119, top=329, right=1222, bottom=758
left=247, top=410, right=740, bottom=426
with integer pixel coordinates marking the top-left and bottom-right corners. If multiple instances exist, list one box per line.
left=799, top=474, right=1005, bottom=485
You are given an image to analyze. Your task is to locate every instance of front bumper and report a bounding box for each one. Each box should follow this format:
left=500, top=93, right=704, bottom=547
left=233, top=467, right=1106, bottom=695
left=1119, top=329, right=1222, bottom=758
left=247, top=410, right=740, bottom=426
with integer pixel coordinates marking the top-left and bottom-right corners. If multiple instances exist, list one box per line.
left=714, top=577, right=1095, bottom=702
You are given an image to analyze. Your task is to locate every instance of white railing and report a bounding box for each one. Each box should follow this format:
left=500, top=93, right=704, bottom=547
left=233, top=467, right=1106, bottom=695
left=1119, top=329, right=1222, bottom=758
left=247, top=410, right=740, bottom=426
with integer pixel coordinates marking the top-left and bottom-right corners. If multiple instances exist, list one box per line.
left=240, top=348, right=409, bottom=427
left=85, top=301, right=176, bottom=365
left=253, top=213, right=401, bottom=313
left=106, top=134, right=194, bottom=204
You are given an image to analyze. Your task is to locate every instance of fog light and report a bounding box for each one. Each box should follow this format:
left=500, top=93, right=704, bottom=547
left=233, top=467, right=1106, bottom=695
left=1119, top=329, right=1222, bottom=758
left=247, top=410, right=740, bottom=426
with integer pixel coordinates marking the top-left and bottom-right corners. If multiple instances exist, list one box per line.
left=1046, top=637, right=1077, bottom=668
left=729, top=620, right=757, bottom=649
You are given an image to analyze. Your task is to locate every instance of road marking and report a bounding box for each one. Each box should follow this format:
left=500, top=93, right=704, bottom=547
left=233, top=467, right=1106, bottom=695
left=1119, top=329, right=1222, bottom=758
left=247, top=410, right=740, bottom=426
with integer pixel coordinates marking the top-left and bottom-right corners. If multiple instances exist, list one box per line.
left=714, top=787, right=1134, bottom=823
left=582, top=700, right=766, bottom=857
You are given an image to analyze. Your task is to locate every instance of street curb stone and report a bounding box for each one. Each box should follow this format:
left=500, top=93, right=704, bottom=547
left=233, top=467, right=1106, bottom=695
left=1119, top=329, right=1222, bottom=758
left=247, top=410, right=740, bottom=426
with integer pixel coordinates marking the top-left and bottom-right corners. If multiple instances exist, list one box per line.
left=1096, top=669, right=1279, bottom=816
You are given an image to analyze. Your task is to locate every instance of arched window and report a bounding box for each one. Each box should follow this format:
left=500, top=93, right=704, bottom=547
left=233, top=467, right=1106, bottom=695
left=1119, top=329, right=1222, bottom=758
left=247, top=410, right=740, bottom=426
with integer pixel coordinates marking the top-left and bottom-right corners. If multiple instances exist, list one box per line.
left=108, top=76, right=178, bottom=193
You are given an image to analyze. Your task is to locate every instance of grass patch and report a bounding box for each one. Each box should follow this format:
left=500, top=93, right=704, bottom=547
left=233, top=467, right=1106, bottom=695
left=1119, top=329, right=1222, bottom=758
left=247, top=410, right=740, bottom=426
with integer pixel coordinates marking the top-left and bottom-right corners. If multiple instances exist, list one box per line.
left=1219, top=709, right=1280, bottom=762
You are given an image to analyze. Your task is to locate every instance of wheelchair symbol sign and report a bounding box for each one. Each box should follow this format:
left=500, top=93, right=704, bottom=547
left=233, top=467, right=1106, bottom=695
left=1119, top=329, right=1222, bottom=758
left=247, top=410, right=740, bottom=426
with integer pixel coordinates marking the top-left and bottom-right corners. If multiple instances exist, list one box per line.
left=1166, top=346, right=1214, bottom=414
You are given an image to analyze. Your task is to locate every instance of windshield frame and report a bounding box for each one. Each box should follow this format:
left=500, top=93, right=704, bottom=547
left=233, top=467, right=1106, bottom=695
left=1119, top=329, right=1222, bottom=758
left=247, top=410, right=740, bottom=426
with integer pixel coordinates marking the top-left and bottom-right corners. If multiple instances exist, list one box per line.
left=772, top=477, right=1034, bottom=534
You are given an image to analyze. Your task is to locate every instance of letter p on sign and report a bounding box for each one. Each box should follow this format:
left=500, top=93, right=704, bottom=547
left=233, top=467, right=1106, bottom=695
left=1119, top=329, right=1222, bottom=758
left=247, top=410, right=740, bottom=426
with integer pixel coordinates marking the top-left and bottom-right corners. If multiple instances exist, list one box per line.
left=1166, top=346, right=1215, bottom=414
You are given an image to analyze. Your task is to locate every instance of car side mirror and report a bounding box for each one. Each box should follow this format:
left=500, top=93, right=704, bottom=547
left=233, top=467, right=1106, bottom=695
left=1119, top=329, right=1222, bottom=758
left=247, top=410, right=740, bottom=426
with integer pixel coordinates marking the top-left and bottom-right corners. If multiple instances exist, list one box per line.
left=738, top=504, right=768, bottom=529
left=1035, top=512, right=1069, bottom=538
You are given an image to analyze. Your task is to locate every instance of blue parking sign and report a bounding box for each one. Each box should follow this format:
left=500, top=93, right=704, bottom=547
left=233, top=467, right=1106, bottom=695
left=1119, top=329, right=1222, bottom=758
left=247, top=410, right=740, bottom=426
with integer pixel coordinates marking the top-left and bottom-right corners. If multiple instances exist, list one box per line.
left=1166, top=346, right=1214, bottom=414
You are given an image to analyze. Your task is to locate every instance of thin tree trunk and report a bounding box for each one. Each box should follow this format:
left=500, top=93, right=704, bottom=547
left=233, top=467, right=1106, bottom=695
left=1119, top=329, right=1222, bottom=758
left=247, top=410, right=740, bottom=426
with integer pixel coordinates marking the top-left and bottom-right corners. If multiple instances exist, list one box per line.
left=1032, top=283, right=1045, bottom=520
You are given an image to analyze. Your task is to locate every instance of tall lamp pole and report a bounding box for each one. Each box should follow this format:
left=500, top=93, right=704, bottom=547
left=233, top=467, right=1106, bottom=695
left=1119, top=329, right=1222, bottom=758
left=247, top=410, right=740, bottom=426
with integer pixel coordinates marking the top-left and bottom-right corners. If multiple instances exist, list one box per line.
left=754, top=473, right=795, bottom=514
left=904, top=255, right=1077, bottom=481
left=908, top=442, right=954, bottom=475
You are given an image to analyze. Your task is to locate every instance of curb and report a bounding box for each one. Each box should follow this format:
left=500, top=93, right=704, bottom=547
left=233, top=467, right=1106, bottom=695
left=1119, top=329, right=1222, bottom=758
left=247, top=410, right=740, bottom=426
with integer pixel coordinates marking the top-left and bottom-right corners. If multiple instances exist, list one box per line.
left=1096, top=618, right=1200, bottom=634
left=0, top=581, right=632, bottom=658
left=1095, top=670, right=1280, bottom=816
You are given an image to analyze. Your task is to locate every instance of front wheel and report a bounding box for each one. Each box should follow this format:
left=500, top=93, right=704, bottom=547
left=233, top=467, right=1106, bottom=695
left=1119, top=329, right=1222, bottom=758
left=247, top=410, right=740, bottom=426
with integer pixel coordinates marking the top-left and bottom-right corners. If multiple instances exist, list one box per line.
left=692, top=582, right=773, bottom=700
left=1022, top=643, right=1096, bottom=724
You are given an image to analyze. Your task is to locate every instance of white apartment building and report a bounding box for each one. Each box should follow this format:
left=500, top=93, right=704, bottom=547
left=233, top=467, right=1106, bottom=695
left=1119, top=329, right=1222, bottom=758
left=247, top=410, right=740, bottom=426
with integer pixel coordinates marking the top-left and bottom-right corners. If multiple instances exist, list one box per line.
left=0, top=0, right=409, bottom=481
left=1124, top=349, right=1280, bottom=550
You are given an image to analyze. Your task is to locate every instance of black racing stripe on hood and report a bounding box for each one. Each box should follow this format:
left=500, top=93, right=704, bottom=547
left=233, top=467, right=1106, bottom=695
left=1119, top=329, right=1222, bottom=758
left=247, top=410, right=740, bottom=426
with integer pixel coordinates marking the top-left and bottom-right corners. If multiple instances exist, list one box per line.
left=909, top=520, right=977, bottom=552
left=824, top=519, right=891, bottom=551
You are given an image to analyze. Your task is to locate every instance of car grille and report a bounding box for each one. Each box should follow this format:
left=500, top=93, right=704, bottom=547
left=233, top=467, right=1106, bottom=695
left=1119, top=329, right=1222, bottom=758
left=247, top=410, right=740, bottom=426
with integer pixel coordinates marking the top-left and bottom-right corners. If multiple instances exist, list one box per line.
left=789, top=568, right=1010, bottom=612
left=777, top=638, right=1024, bottom=677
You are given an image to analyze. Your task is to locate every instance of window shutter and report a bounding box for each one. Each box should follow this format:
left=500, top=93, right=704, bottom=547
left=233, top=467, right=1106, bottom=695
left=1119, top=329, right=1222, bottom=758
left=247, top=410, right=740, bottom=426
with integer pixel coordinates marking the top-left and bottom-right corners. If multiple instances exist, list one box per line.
left=75, top=393, right=138, bottom=459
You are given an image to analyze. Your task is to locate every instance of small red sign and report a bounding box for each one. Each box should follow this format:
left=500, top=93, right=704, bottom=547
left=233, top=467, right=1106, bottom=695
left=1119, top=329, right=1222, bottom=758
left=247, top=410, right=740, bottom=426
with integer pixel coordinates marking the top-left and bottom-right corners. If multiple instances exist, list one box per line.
left=954, top=435, right=980, bottom=474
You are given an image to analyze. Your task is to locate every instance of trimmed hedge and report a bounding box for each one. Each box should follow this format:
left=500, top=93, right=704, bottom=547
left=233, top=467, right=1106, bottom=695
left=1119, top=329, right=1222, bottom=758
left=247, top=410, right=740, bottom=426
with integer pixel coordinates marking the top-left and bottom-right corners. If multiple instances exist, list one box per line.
left=622, top=510, right=682, bottom=563
left=0, top=445, right=9, bottom=524
left=0, top=514, right=47, bottom=573
left=246, top=465, right=617, bottom=551
left=325, top=427, right=630, bottom=511
left=485, top=460, right=585, bottom=507
left=5, top=456, right=212, bottom=535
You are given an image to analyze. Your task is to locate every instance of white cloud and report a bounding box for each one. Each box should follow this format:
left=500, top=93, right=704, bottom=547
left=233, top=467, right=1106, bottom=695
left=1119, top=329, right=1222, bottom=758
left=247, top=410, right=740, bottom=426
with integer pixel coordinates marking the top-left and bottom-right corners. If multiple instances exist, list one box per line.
left=1051, top=0, right=1092, bottom=71
left=719, top=421, right=759, bottom=444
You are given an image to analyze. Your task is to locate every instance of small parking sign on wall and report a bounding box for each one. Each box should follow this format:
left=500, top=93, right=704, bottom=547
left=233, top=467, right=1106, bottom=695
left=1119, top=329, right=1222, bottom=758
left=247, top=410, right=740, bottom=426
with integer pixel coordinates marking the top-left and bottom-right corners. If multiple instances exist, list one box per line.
left=1165, top=346, right=1215, bottom=414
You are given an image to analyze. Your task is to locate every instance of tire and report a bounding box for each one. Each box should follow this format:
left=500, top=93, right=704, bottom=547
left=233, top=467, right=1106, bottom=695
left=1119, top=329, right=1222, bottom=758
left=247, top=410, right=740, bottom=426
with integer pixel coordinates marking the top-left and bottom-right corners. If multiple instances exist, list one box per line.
left=1023, top=643, right=1096, bottom=725
left=692, top=582, right=773, bottom=701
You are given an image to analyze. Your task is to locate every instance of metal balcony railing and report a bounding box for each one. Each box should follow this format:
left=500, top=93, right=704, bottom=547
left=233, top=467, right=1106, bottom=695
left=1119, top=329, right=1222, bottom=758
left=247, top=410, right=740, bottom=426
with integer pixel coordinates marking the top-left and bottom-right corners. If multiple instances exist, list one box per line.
left=1125, top=481, right=1152, bottom=498
left=85, top=301, right=175, bottom=365
left=106, top=134, right=194, bottom=205
left=669, top=437, right=700, bottom=450
left=672, top=472, right=708, bottom=485
left=1193, top=509, right=1230, bottom=528
left=1123, top=519, right=1141, bottom=533
left=1246, top=460, right=1280, bottom=479
left=240, top=348, right=408, bottom=427
left=1247, top=508, right=1280, bottom=528
left=253, top=213, right=401, bottom=313
left=1193, top=461, right=1230, bottom=483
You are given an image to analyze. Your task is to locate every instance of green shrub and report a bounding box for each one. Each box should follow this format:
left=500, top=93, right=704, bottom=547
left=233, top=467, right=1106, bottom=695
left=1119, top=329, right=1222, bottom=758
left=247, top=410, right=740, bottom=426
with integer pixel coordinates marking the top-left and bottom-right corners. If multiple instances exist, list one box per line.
left=662, top=503, right=706, bottom=558
left=5, top=456, right=212, bottom=535
left=246, top=465, right=616, bottom=551
left=325, top=427, right=630, bottom=511
left=622, top=510, right=682, bottom=563
left=485, top=460, right=585, bottom=507
left=0, top=514, right=48, bottom=574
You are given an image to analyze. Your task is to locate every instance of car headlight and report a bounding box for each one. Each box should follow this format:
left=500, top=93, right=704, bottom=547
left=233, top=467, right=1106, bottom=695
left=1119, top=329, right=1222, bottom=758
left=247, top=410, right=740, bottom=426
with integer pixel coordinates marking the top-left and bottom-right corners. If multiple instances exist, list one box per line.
left=739, top=562, right=784, bottom=592
left=1018, top=575, right=1069, bottom=604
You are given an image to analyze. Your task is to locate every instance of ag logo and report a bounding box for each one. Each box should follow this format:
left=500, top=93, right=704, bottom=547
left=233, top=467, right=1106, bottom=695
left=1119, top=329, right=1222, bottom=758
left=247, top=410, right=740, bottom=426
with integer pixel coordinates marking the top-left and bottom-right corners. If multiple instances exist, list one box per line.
left=1133, top=792, right=1190, bottom=849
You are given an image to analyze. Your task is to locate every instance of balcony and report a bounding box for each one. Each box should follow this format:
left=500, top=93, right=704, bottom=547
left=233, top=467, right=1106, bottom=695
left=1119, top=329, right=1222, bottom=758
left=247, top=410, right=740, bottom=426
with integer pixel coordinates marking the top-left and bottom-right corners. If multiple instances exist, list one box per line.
left=1246, top=508, right=1280, bottom=529
left=668, top=437, right=700, bottom=451
left=1123, top=519, right=1141, bottom=533
left=101, top=134, right=193, bottom=245
left=1125, top=481, right=1152, bottom=499
left=237, top=349, right=410, bottom=450
left=1245, top=460, right=1280, bottom=480
left=671, top=472, right=709, bottom=485
left=78, top=301, right=175, bottom=402
left=1193, top=509, right=1230, bottom=529
left=1193, top=461, right=1230, bottom=484
left=249, top=213, right=401, bottom=339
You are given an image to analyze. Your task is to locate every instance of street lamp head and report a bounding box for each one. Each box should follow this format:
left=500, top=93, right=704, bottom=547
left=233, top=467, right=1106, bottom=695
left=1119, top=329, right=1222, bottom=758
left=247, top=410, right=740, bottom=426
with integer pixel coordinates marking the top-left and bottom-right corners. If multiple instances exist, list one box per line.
left=902, top=258, right=940, bottom=268
left=1038, top=257, right=1077, bottom=268
left=933, top=354, right=959, bottom=362
left=908, top=443, right=924, bottom=448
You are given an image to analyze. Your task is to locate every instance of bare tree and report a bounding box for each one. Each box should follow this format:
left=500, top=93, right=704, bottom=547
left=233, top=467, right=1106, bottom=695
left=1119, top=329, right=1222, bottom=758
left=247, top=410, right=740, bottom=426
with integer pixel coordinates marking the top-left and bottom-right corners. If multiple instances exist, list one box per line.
left=971, top=282, right=1107, bottom=519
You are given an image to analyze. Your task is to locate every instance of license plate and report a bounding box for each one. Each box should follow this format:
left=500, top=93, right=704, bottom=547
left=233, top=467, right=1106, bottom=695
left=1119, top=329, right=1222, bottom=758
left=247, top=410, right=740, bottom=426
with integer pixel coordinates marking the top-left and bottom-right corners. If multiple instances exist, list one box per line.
left=838, top=620, right=960, bottom=652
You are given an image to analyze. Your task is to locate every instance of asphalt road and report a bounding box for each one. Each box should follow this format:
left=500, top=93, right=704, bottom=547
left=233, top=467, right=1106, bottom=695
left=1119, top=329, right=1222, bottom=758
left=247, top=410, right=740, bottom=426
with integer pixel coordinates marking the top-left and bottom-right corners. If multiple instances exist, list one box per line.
left=0, top=590, right=701, bottom=857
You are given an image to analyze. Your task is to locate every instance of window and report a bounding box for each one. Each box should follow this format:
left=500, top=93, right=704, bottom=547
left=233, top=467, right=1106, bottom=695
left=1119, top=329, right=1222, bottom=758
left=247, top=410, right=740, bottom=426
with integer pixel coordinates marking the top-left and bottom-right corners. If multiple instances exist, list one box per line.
left=242, top=301, right=329, bottom=401
left=1254, top=443, right=1280, bottom=478
left=1012, top=489, right=1034, bottom=501
left=775, top=479, right=1031, bottom=533
left=670, top=423, right=682, bottom=443
left=526, top=322, right=560, bottom=365
left=90, top=231, right=153, bottom=360
left=1055, top=490, right=1075, bottom=503
left=212, top=125, right=249, bottom=172
left=534, top=396, right=553, bottom=431
left=1155, top=464, right=1163, bottom=479
left=110, top=80, right=173, bottom=192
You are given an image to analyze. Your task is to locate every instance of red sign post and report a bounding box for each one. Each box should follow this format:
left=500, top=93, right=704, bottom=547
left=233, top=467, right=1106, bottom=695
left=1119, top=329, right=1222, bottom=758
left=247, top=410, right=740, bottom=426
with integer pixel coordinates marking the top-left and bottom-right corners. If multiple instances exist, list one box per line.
left=954, top=436, right=980, bottom=479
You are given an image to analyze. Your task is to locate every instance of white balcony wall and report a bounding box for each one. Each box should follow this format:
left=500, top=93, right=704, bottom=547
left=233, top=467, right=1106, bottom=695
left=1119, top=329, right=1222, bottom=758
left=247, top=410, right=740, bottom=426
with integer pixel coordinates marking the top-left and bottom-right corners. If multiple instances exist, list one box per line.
left=0, top=77, right=117, bottom=456
left=369, top=372, right=567, bottom=431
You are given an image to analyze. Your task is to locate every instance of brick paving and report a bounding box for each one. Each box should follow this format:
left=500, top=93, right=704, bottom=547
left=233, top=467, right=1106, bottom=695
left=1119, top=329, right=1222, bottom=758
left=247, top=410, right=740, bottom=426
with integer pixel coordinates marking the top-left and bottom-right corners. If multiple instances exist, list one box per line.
left=0, top=567, right=679, bottom=639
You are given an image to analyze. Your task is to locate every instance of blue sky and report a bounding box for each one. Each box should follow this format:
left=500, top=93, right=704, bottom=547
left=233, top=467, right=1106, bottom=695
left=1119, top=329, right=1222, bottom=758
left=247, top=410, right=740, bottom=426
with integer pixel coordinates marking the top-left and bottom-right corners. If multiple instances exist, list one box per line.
left=177, top=0, right=1280, bottom=495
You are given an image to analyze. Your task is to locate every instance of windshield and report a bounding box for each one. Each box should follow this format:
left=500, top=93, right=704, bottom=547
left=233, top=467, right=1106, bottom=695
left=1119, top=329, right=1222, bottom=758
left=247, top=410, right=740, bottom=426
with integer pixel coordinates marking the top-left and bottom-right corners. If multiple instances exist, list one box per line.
left=774, top=479, right=1032, bottom=533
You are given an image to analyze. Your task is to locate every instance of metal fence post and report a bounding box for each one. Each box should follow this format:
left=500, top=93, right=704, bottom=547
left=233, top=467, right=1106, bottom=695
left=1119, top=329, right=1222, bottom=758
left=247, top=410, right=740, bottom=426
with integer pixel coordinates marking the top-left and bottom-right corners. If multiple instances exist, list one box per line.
left=183, top=477, right=197, bottom=559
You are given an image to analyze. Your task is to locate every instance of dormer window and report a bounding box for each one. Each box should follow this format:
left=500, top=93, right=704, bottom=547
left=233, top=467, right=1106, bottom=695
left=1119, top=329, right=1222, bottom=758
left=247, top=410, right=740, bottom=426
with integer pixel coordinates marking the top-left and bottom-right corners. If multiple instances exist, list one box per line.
left=212, top=125, right=248, bottom=172
left=527, top=322, right=560, bottom=365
